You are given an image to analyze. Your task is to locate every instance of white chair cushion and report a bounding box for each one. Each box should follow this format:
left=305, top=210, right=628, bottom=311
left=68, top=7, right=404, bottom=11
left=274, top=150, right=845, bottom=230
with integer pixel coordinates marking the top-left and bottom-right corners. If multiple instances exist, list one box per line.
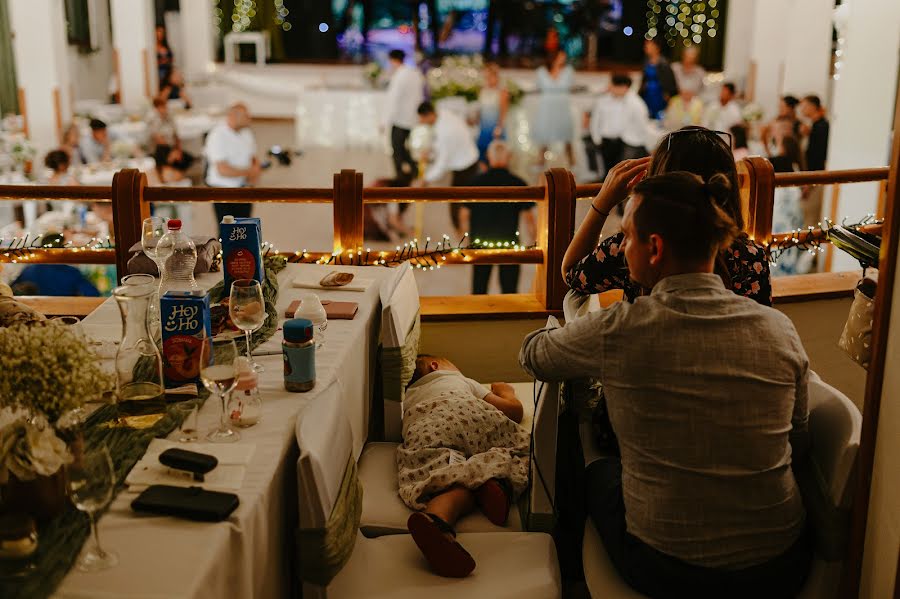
left=330, top=531, right=561, bottom=599
left=358, top=442, right=523, bottom=535
left=582, top=520, right=647, bottom=599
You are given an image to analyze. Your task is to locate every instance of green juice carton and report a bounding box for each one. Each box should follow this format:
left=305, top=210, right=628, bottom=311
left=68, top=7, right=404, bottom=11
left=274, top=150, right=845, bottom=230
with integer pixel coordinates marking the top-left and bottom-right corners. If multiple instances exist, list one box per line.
left=161, top=290, right=211, bottom=387
left=220, top=215, right=265, bottom=295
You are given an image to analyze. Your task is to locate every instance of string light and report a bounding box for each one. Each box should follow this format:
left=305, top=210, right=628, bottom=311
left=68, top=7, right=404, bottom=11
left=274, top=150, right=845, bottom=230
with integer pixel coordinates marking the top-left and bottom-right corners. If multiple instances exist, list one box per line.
left=766, top=216, right=882, bottom=265
left=647, top=1, right=717, bottom=47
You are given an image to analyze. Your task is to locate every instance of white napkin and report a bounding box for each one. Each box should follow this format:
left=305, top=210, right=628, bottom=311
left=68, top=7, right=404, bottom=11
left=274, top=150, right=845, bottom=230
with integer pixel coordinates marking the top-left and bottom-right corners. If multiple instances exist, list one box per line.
left=125, top=440, right=256, bottom=492
left=291, top=270, right=372, bottom=292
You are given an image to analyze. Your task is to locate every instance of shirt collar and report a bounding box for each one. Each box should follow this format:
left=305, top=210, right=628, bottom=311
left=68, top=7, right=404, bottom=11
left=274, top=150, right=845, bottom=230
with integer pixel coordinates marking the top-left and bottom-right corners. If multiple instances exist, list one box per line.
left=650, top=272, right=727, bottom=296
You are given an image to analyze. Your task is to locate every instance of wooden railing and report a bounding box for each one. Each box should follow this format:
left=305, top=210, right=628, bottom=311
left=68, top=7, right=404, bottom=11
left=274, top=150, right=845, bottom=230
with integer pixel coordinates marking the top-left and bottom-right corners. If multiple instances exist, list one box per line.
left=0, top=159, right=889, bottom=314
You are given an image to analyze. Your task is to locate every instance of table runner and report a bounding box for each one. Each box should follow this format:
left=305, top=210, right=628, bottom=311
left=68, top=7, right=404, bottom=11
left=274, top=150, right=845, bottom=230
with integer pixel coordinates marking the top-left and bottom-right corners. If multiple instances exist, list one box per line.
left=0, top=260, right=285, bottom=599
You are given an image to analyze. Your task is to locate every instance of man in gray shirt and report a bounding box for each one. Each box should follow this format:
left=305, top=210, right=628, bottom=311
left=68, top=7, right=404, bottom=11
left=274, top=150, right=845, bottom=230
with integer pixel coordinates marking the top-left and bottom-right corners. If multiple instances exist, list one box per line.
left=520, top=169, right=811, bottom=597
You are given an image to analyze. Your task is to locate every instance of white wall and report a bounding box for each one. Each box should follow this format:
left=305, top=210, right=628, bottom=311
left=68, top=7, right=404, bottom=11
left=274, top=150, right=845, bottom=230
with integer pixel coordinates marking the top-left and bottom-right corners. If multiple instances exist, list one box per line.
left=109, top=0, right=156, bottom=110
left=722, top=0, right=756, bottom=90
left=68, top=0, right=115, bottom=104
left=178, top=0, right=216, bottom=83
left=781, top=0, right=833, bottom=101
left=824, top=0, right=900, bottom=272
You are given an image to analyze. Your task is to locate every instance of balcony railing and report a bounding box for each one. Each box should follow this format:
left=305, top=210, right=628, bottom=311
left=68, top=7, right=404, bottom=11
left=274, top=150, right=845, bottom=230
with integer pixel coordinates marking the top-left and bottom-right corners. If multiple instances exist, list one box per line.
left=0, top=158, right=889, bottom=316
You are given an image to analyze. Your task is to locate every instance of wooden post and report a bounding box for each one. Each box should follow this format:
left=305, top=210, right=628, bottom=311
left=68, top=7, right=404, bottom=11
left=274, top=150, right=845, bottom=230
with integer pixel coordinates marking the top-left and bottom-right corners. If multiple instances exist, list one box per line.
left=332, top=169, right=363, bottom=256
left=111, top=169, right=148, bottom=283
left=738, top=156, right=776, bottom=242
left=824, top=183, right=841, bottom=272
left=536, top=168, right=576, bottom=311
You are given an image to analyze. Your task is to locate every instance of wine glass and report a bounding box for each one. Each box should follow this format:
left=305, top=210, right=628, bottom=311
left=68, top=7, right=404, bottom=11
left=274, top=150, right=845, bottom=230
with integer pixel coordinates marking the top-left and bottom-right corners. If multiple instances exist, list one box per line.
left=201, top=337, right=240, bottom=443
left=141, top=216, right=173, bottom=293
left=229, top=279, right=266, bottom=371
left=68, top=444, right=118, bottom=572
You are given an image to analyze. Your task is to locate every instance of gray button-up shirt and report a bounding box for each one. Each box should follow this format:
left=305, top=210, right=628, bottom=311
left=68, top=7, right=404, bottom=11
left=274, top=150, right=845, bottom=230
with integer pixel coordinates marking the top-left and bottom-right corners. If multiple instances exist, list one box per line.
left=520, top=273, right=808, bottom=569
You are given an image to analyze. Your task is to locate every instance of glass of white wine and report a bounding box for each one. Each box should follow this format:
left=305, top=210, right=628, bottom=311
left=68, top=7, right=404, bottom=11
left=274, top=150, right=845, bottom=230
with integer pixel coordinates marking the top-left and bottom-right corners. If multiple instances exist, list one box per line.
left=229, top=279, right=266, bottom=371
left=68, top=444, right=118, bottom=572
left=201, top=337, right=240, bottom=443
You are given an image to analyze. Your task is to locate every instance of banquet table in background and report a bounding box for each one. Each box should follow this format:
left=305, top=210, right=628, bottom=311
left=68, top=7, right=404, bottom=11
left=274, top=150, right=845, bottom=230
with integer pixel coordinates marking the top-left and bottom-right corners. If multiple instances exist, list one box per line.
left=54, top=264, right=402, bottom=599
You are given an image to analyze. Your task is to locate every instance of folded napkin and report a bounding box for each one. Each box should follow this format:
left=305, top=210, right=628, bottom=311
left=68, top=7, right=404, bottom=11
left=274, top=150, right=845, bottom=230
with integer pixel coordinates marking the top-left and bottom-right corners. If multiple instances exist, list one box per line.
left=127, top=237, right=221, bottom=277
left=292, top=271, right=372, bottom=292
left=126, top=440, right=256, bottom=492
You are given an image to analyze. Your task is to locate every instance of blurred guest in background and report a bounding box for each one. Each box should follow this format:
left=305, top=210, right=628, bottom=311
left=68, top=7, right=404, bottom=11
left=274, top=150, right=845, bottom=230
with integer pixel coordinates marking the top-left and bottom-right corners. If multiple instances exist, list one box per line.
left=704, top=82, right=742, bottom=132
left=148, top=97, right=194, bottom=173
left=476, top=63, right=510, bottom=164
left=761, top=95, right=801, bottom=151
left=80, top=119, right=111, bottom=164
left=588, top=74, right=650, bottom=180
left=60, top=123, right=85, bottom=166
left=799, top=95, right=830, bottom=226
left=730, top=124, right=750, bottom=162
left=44, top=150, right=79, bottom=186
left=533, top=50, right=575, bottom=166
left=383, top=49, right=425, bottom=185
left=664, top=88, right=705, bottom=131
left=156, top=26, right=174, bottom=87
left=460, top=141, right=536, bottom=294
left=672, top=46, right=706, bottom=97
left=205, top=103, right=260, bottom=220
left=639, top=38, right=677, bottom=120
left=157, top=68, right=192, bottom=110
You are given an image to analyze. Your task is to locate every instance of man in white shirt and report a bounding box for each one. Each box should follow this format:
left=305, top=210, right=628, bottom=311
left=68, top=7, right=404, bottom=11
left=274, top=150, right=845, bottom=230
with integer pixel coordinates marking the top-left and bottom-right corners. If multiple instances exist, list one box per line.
left=416, top=101, right=480, bottom=230
left=704, top=82, right=742, bottom=133
left=588, top=74, right=650, bottom=180
left=204, top=103, right=260, bottom=221
left=80, top=119, right=111, bottom=164
left=383, top=49, right=425, bottom=185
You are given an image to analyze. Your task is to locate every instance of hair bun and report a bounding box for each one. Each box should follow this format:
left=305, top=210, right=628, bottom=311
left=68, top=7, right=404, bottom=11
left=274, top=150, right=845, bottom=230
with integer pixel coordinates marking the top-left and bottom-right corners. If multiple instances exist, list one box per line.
left=705, top=173, right=733, bottom=206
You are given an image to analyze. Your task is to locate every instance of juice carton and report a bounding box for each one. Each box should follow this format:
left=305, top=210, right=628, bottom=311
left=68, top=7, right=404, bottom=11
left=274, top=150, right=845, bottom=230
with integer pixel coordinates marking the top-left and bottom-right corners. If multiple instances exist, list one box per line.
left=220, top=216, right=265, bottom=295
left=161, top=290, right=212, bottom=387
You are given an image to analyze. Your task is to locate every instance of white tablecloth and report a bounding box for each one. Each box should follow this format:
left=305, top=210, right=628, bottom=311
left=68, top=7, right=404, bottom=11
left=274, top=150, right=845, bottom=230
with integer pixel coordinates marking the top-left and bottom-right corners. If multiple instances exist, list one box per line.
left=55, top=263, right=397, bottom=599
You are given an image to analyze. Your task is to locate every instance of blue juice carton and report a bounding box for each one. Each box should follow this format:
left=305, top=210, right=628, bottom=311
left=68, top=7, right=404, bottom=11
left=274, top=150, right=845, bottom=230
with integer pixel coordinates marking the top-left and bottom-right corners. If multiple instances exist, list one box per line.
left=220, top=215, right=265, bottom=295
left=161, top=290, right=212, bottom=387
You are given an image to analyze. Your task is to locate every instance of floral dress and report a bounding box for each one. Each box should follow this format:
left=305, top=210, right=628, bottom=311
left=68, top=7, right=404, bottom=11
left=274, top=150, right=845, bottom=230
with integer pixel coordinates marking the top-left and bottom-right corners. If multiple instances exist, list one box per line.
left=565, top=232, right=773, bottom=307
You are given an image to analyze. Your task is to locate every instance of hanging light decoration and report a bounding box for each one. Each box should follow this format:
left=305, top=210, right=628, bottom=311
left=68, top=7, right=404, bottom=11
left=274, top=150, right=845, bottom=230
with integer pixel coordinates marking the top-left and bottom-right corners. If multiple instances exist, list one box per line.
left=646, top=1, right=718, bottom=47
left=273, top=0, right=292, bottom=32
left=231, top=0, right=257, bottom=33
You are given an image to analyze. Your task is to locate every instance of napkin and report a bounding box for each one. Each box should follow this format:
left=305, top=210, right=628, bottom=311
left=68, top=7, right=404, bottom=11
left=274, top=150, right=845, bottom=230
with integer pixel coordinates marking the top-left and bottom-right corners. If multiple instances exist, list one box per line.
left=291, top=271, right=372, bottom=292
left=126, top=440, right=256, bottom=492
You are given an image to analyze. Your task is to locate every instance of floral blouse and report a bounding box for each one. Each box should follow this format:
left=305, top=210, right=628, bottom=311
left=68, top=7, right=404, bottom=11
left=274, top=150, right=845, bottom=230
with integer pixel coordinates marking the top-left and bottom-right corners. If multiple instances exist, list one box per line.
left=565, top=232, right=773, bottom=306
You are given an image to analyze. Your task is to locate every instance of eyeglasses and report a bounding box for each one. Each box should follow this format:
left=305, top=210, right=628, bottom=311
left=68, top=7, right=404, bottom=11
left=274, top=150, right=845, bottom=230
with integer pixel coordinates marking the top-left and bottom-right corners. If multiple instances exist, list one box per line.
left=665, top=128, right=733, bottom=150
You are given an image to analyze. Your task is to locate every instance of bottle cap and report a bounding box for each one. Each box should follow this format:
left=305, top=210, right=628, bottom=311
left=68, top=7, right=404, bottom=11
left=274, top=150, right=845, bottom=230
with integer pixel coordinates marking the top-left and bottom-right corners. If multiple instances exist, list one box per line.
left=284, top=318, right=314, bottom=343
left=222, top=215, right=235, bottom=224
left=167, top=219, right=182, bottom=230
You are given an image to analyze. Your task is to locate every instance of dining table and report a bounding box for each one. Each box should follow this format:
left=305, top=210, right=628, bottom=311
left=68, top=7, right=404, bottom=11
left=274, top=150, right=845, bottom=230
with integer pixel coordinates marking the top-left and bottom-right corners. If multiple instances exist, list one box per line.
left=53, top=263, right=404, bottom=598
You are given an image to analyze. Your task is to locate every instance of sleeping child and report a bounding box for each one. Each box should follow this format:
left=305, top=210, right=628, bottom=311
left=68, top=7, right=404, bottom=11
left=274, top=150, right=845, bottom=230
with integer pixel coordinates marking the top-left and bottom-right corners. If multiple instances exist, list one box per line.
left=397, top=355, right=531, bottom=578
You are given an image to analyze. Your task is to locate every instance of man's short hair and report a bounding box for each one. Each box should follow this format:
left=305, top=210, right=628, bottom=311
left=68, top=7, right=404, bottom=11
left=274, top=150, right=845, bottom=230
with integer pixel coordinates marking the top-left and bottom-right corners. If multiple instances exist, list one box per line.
left=417, top=101, right=435, bottom=116
left=803, top=94, right=822, bottom=109
left=89, top=119, right=107, bottom=131
left=631, top=171, right=739, bottom=264
left=611, top=73, right=633, bottom=88
left=408, top=354, right=438, bottom=387
left=389, top=49, right=406, bottom=62
left=486, top=140, right=511, bottom=166
left=782, top=95, right=799, bottom=109
left=722, top=82, right=736, bottom=95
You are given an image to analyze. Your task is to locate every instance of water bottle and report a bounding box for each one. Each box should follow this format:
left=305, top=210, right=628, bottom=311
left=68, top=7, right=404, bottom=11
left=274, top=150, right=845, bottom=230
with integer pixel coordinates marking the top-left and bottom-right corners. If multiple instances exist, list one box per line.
left=159, top=219, right=198, bottom=292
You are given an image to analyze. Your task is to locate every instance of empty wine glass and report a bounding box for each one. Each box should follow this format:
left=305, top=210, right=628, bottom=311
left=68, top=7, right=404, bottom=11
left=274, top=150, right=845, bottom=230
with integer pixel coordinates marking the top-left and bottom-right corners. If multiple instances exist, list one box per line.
left=201, top=336, right=240, bottom=443
left=141, top=216, right=173, bottom=294
left=68, top=444, right=118, bottom=572
left=229, top=279, right=266, bottom=371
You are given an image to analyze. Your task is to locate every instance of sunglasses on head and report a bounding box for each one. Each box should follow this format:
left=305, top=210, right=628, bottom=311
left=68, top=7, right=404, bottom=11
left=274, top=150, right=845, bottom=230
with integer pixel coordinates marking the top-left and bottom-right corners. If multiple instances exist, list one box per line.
left=665, top=128, right=733, bottom=150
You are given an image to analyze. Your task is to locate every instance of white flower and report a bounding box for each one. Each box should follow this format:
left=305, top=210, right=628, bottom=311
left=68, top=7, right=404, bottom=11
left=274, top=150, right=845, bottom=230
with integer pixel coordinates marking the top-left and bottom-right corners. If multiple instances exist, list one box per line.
left=0, top=407, right=72, bottom=482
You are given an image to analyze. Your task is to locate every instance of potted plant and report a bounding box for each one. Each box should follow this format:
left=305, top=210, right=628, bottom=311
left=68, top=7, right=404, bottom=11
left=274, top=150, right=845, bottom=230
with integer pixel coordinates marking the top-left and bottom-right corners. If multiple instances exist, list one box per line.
left=0, top=321, right=112, bottom=522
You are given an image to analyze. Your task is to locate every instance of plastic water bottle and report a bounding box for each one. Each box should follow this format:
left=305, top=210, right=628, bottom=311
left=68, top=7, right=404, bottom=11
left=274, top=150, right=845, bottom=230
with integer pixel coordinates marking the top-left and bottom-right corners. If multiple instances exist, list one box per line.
left=159, top=219, right=198, bottom=292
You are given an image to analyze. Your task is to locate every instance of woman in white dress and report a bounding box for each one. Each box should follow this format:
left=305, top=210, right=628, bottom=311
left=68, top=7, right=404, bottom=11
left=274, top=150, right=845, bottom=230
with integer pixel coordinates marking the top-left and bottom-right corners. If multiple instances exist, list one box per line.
left=533, top=50, right=575, bottom=166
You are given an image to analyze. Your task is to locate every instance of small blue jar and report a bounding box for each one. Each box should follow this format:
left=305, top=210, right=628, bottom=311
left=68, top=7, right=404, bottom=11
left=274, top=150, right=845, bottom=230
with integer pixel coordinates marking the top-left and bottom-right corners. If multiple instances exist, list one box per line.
left=283, top=318, right=315, bottom=392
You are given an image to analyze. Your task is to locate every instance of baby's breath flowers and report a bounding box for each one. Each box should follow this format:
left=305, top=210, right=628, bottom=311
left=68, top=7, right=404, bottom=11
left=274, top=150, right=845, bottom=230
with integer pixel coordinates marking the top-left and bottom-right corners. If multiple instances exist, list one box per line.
left=0, top=321, right=113, bottom=422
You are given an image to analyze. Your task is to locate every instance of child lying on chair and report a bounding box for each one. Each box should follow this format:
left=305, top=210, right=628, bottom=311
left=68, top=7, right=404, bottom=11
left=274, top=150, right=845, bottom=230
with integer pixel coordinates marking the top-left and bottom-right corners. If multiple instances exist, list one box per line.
left=398, top=355, right=531, bottom=578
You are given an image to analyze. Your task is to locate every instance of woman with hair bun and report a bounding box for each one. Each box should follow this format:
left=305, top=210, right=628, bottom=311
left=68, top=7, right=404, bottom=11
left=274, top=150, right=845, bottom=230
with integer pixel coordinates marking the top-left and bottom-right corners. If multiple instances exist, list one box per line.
left=562, top=126, right=772, bottom=305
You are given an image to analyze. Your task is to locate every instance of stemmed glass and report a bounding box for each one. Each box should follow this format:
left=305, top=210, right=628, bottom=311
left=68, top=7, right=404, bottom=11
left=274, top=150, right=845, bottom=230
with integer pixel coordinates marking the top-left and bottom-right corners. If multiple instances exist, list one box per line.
left=141, top=217, right=173, bottom=295
left=201, top=337, right=240, bottom=443
left=229, top=279, right=266, bottom=371
left=67, top=444, right=118, bottom=572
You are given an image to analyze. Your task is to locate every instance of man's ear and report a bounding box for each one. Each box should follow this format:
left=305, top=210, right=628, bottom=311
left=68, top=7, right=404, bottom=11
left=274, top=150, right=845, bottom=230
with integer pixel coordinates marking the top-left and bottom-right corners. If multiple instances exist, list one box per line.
left=428, top=361, right=441, bottom=373
left=648, top=233, right=664, bottom=267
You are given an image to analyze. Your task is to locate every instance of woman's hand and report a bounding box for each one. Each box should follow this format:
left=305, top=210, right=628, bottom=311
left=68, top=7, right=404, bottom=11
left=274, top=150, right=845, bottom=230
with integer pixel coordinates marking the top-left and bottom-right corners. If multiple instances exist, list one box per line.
left=592, top=157, right=650, bottom=214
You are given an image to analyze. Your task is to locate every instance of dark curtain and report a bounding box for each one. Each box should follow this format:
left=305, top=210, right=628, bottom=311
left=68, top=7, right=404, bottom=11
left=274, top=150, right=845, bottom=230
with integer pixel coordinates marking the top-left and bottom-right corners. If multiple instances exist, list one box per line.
left=0, top=0, right=18, bottom=114
left=65, top=0, right=91, bottom=49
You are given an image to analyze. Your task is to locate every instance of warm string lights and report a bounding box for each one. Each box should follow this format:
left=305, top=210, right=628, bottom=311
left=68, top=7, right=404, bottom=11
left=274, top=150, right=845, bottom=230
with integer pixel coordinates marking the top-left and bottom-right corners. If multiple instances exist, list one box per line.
left=646, top=0, right=719, bottom=47
left=0, top=234, right=113, bottom=263
left=765, top=215, right=882, bottom=265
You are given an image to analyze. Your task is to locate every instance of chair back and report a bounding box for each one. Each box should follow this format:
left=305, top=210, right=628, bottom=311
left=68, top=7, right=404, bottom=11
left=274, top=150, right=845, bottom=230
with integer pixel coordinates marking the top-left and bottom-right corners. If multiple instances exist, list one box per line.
left=379, top=267, right=420, bottom=441
left=296, top=380, right=353, bottom=529
left=526, top=380, right=560, bottom=531
left=798, top=372, right=862, bottom=561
